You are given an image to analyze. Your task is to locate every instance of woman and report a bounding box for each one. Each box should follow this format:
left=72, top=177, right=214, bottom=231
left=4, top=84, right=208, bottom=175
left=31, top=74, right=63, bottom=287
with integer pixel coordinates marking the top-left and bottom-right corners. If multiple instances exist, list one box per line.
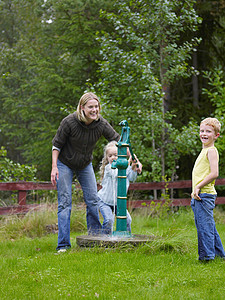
left=51, top=92, right=120, bottom=251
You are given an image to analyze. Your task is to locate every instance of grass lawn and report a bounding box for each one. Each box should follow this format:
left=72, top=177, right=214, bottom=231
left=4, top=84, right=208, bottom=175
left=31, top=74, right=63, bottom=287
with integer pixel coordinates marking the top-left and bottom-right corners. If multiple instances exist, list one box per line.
left=0, top=206, right=225, bottom=299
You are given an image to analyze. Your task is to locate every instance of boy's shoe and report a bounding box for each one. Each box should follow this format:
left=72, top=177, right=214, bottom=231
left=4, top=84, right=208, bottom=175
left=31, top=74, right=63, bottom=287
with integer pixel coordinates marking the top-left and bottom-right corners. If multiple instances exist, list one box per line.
left=199, top=259, right=214, bottom=263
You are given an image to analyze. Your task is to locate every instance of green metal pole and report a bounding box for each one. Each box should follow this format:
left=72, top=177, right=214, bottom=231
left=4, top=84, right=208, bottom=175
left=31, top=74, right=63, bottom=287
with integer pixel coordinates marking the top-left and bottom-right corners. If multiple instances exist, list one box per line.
left=112, top=120, right=133, bottom=238
left=115, top=141, right=128, bottom=233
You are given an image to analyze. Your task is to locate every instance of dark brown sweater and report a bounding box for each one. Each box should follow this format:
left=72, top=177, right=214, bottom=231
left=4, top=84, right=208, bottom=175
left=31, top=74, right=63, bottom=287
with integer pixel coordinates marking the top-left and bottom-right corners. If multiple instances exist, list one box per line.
left=52, top=112, right=120, bottom=170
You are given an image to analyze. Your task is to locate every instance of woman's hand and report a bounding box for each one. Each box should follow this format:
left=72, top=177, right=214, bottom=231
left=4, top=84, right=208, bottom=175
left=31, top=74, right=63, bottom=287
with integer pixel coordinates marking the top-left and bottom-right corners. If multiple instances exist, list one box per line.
left=51, top=149, right=60, bottom=186
left=51, top=166, right=59, bottom=186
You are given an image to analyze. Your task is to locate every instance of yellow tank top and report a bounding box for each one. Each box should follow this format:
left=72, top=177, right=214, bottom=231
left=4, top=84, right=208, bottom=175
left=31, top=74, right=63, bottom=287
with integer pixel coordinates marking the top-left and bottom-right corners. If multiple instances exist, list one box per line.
left=192, top=146, right=218, bottom=195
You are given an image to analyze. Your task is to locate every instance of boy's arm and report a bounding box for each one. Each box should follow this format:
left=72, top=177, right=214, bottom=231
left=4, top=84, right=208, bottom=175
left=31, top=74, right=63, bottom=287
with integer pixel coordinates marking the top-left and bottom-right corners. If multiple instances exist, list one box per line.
left=193, top=148, right=219, bottom=200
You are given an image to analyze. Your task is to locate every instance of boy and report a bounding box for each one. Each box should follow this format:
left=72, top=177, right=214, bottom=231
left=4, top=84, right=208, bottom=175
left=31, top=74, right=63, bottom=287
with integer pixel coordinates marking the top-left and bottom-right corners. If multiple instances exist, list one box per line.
left=191, top=117, right=225, bottom=262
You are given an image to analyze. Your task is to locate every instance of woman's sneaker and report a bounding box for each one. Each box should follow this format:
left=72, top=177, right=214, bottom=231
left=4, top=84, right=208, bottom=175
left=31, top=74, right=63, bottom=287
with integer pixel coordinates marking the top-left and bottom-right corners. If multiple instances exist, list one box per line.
left=57, top=248, right=67, bottom=253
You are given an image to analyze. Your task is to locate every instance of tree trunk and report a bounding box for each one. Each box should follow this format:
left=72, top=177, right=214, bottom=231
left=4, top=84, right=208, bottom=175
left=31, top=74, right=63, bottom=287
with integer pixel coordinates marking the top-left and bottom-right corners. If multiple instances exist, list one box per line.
left=192, top=51, right=199, bottom=107
left=160, top=40, right=170, bottom=195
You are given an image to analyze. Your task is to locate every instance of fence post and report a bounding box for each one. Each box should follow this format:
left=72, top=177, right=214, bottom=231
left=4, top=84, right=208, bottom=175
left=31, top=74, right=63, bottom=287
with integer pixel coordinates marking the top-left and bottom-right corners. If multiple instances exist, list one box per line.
left=18, top=191, right=27, bottom=205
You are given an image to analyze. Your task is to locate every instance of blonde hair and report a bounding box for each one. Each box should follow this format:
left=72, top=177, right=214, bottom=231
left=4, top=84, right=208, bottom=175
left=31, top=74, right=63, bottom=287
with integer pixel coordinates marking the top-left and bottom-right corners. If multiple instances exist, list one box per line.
left=200, top=117, right=221, bottom=135
left=99, top=141, right=118, bottom=181
left=76, top=92, right=101, bottom=123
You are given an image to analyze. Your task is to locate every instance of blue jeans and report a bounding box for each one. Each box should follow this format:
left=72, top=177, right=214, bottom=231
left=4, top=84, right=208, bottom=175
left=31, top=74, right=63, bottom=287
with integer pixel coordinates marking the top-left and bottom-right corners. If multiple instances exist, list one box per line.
left=191, top=193, right=225, bottom=261
left=56, top=160, right=102, bottom=249
left=98, top=201, right=132, bottom=234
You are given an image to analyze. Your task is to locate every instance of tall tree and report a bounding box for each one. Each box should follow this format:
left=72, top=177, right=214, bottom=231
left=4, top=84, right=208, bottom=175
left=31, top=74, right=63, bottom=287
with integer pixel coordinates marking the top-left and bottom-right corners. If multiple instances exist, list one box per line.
left=94, top=0, right=201, bottom=181
left=1, top=0, right=224, bottom=182
left=202, top=68, right=225, bottom=176
left=0, top=0, right=113, bottom=179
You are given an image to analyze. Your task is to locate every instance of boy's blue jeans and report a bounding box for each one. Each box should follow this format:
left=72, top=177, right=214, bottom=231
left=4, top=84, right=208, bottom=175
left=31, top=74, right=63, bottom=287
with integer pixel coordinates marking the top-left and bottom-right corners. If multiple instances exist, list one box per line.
left=191, top=193, right=225, bottom=261
left=98, top=201, right=132, bottom=235
left=56, top=160, right=102, bottom=250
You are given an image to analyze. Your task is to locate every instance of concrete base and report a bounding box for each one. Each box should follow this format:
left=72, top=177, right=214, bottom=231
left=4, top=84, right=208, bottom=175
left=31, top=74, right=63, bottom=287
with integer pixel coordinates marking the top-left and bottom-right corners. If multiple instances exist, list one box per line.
left=76, top=234, right=156, bottom=247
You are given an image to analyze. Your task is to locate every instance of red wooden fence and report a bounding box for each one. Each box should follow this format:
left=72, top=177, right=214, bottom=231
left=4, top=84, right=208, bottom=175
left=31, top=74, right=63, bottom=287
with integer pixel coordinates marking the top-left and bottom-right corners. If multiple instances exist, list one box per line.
left=128, top=178, right=225, bottom=208
left=0, top=179, right=225, bottom=215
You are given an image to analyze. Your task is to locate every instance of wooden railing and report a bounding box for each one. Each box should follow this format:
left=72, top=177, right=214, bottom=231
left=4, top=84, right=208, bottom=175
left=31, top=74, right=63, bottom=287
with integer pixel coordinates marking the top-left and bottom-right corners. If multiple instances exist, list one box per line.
left=128, top=179, right=225, bottom=207
left=0, top=182, right=57, bottom=215
left=1, top=179, right=225, bottom=215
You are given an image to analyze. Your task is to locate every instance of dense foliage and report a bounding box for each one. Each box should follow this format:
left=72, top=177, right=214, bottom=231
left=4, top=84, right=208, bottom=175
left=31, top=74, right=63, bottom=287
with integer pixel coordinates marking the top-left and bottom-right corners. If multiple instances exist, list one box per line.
left=0, top=147, right=36, bottom=182
left=94, top=0, right=202, bottom=181
left=0, top=0, right=225, bottom=181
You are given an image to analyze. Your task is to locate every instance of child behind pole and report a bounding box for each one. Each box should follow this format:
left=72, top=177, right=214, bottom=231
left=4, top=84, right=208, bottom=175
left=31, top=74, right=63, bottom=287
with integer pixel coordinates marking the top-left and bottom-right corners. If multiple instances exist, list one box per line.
left=191, top=117, right=225, bottom=262
left=98, top=141, right=142, bottom=235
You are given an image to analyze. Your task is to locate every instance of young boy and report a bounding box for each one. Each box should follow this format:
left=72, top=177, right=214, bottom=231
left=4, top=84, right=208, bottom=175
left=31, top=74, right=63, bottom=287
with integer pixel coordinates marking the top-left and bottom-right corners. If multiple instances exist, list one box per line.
left=191, top=117, right=225, bottom=262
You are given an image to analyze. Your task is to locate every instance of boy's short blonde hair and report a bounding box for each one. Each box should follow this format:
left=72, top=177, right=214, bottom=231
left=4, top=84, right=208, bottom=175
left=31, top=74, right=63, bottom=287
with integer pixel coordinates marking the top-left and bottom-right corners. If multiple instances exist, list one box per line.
left=200, top=117, right=221, bottom=135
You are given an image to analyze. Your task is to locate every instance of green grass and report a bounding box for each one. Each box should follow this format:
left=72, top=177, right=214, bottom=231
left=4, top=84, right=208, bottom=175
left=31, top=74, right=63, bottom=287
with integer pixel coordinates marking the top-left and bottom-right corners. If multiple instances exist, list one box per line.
left=0, top=206, right=225, bottom=299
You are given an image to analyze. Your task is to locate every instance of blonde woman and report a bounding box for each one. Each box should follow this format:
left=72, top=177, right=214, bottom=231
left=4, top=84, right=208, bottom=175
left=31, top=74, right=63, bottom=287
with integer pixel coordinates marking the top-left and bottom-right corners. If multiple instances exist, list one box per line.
left=51, top=92, right=120, bottom=252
